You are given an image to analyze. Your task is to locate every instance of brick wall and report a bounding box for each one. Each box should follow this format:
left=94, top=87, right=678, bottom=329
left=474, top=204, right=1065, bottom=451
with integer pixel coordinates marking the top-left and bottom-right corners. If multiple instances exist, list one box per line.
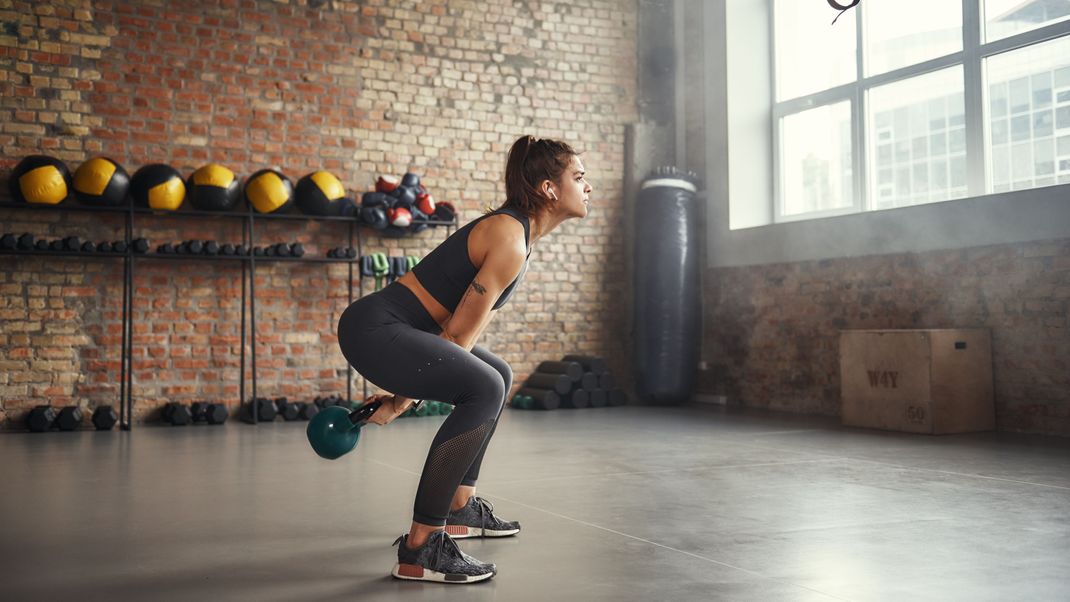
left=0, top=0, right=638, bottom=428
left=698, top=239, right=1070, bottom=436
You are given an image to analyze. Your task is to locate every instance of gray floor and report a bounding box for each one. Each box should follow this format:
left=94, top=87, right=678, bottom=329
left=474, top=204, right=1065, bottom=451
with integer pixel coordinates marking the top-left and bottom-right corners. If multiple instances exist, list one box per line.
left=2, top=404, right=1069, bottom=602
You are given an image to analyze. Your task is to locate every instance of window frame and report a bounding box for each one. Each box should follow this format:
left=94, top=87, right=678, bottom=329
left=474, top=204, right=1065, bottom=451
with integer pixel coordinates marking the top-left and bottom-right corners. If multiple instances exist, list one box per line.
left=770, top=0, right=1070, bottom=224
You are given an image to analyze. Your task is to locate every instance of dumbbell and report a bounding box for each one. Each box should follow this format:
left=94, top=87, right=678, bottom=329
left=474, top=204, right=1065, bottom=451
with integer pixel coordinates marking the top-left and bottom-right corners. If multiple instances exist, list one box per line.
left=96, top=241, right=115, bottom=253
left=2, top=233, right=35, bottom=251
left=235, top=244, right=249, bottom=256
left=111, top=240, right=128, bottom=253
left=200, top=240, right=219, bottom=255
left=327, top=247, right=357, bottom=259
left=275, top=397, right=299, bottom=421
left=241, top=397, right=277, bottom=423
left=55, top=406, right=83, bottom=431
left=289, top=242, right=305, bottom=258
left=181, top=240, right=203, bottom=255
left=131, top=238, right=149, bottom=254
left=161, top=402, right=192, bottom=426
left=49, top=239, right=64, bottom=251
left=92, top=405, right=118, bottom=430
left=63, top=236, right=82, bottom=252
left=299, top=402, right=319, bottom=420
left=253, top=246, right=265, bottom=257
left=204, top=402, right=228, bottom=424
left=190, top=401, right=209, bottom=422
left=191, top=401, right=228, bottom=424
left=26, top=405, right=56, bottom=432
left=80, top=241, right=96, bottom=253
left=157, top=242, right=176, bottom=254
left=219, top=243, right=236, bottom=256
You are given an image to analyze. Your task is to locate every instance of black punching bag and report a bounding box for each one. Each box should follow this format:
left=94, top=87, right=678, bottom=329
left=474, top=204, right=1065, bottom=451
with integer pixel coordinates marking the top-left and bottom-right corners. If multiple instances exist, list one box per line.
left=634, top=167, right=701, bottom=404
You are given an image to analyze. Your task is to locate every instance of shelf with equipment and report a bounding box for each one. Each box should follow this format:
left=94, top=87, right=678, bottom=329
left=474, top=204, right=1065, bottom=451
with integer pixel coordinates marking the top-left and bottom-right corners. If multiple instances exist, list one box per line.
left=0, top=200, right=457, bottom=430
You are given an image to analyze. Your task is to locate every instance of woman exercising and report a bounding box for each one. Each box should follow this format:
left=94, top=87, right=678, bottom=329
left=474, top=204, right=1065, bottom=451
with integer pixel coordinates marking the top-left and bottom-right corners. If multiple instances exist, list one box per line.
left=337, top=135, right=591, bottom=583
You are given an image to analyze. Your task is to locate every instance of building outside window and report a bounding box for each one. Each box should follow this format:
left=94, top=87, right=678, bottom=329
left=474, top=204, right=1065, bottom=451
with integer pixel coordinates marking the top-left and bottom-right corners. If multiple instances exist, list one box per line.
left=772, top=0, right=1070, bottom=223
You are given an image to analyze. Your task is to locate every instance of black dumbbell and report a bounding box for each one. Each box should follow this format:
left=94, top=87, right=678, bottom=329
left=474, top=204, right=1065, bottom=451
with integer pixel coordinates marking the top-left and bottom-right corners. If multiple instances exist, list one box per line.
left=298, top=402, right=319, bottom=420
left=235, top=244, right=249, bottom=256
left=96, top=241, right=114, bottom=253
left=111, top=240, right=128, bottom=253
left=219, top=243, right=236, bottom=256
left=55, top=406, right=83, bottom=431
left=63, top=236, right=81, bottom=252
left=35, top=239, right=50, bottom=251
left=157, top=243, right=175, bottom=254
left=49, top=239, right=64, bottom=251
left=241, top=397, right=277, bottom=423
left=92, top=405, right=118, bottom=430
left=253, top=246, right=265, bottom=257
left=184, top=240, right=203, bottom=254
left=81, top=241, right=96, bottom=253
left=202, top=240, right=219, bottom=255
left=131, top=238, right=149, bottom=254
left=162, top=402, right=192, bottom=426
left=272, top=243, right=291, bottom=257
left=190, top=401, right=209, bottom=422
left=0, top=233, right=16, bottom=250
left=204, top=402, right=228, bottom=425
left=276, top=397, right=299, bottom=421
left=289, top=243, right=305, bottom=258
left=26, top=406, right=56, bottom=432
left=18, top=233, right=35, bottom=250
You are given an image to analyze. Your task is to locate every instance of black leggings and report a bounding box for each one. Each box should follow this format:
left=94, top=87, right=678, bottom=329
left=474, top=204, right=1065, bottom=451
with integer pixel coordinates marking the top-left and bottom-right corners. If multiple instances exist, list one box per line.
left=337, top=282, right=510, bottom=526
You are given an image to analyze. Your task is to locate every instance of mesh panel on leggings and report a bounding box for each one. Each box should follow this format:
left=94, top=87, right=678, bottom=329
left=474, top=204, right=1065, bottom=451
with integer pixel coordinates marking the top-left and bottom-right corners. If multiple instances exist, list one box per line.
left=414, top=418, right=495, bottom=522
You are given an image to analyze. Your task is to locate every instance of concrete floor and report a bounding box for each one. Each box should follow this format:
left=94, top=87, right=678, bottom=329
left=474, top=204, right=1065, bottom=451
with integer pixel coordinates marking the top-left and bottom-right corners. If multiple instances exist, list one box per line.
left=1, top=404, right=1068, bottom=602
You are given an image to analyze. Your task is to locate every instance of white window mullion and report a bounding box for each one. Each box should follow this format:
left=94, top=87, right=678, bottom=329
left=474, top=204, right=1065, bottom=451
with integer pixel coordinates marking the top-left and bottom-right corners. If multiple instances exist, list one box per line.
left=855, top=0, right=867, bottom=211
left=963, top=0, right=987, bottom=196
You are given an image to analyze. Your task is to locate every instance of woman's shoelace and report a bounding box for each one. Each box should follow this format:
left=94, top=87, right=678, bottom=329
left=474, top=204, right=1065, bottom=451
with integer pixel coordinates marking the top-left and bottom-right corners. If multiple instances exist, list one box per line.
left=392, top=531, right=464, bottom=569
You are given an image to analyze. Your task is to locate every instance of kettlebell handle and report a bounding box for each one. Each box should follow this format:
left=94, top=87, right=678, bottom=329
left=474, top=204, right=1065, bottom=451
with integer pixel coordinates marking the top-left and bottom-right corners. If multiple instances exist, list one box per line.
left=347, top=400, right=383, bottom=425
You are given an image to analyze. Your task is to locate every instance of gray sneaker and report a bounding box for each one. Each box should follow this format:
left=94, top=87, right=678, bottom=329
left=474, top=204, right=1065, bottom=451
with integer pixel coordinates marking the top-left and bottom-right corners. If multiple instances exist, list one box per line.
left=391, top=530, right=497, bottom=583
left=445, top=496, right=521, bottom=539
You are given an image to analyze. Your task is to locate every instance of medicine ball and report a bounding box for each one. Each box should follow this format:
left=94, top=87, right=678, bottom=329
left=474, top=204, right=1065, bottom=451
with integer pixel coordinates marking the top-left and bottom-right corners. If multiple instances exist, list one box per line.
left=73, top=157, right=130, bottom=206
left=130, top=163, right=186, bottom=211
left=244, top=169, right=293, bottom=214
left=295, top=170, right=346, bottom=216
left=188, top=163, right=241, bottom=211
left=9, top=155, right=72, bottom=205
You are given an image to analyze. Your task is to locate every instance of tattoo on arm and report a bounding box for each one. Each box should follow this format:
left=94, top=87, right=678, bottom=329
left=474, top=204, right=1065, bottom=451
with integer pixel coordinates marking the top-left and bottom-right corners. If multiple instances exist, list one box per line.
left=470, top=280, right=486, bottom=295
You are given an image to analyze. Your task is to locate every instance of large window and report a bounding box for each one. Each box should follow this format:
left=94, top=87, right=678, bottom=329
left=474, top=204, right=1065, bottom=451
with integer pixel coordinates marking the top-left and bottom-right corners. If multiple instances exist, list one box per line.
left=772, top=0, right=1070, bottom=222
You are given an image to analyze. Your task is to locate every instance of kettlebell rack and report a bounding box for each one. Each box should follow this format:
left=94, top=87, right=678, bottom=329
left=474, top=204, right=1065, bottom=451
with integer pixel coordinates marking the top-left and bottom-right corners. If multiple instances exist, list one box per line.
left=0, top=201, right=456, bottom=430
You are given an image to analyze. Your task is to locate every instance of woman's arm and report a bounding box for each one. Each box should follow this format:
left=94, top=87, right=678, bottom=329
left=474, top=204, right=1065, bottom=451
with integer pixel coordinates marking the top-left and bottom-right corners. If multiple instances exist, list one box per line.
left=385, top=223, right=524, bottom=413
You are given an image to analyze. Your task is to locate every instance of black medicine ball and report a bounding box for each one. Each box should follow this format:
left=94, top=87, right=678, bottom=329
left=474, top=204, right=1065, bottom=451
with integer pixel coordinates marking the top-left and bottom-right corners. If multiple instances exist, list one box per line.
left=9, top=155, right=72, bottom=205
left=295, top=170, right=346, bottom=216
left=73, top=157, right=130, bottom=206
left=188, top=163, right=241, bottom=211
left=130, top=163, right=185, bottom=211
left=244, top=169, right=294, bottom=214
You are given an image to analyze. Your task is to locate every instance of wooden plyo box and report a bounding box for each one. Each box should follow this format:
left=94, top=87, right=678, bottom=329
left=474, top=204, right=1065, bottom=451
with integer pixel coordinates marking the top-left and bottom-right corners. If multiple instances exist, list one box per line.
left=839, top=329, right=994, bottom=434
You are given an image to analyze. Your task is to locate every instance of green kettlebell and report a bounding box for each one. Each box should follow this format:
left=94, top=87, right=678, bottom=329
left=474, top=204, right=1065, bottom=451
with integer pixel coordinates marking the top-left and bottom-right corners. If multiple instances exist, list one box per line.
left=306, top=399, right=386, bottom=460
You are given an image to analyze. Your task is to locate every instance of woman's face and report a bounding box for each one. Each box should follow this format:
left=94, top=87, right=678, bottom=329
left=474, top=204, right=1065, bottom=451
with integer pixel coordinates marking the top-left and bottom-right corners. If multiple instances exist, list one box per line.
left=553, top=155, right=591, bottom=218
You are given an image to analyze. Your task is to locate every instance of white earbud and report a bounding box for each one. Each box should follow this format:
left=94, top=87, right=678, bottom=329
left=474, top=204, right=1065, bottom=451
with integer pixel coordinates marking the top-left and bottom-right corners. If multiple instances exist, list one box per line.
left=548, top=189, right=558, bottom=201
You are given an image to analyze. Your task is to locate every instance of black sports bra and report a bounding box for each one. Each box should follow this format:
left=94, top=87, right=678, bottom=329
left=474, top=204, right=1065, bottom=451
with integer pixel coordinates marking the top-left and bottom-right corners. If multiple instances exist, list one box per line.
left=410, top=205, right=530, bottom=312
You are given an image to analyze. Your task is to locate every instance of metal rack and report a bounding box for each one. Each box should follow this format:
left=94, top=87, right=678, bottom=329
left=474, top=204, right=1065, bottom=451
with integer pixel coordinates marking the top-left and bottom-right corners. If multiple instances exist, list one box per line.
left=0, top=201, right=456, bottom=429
